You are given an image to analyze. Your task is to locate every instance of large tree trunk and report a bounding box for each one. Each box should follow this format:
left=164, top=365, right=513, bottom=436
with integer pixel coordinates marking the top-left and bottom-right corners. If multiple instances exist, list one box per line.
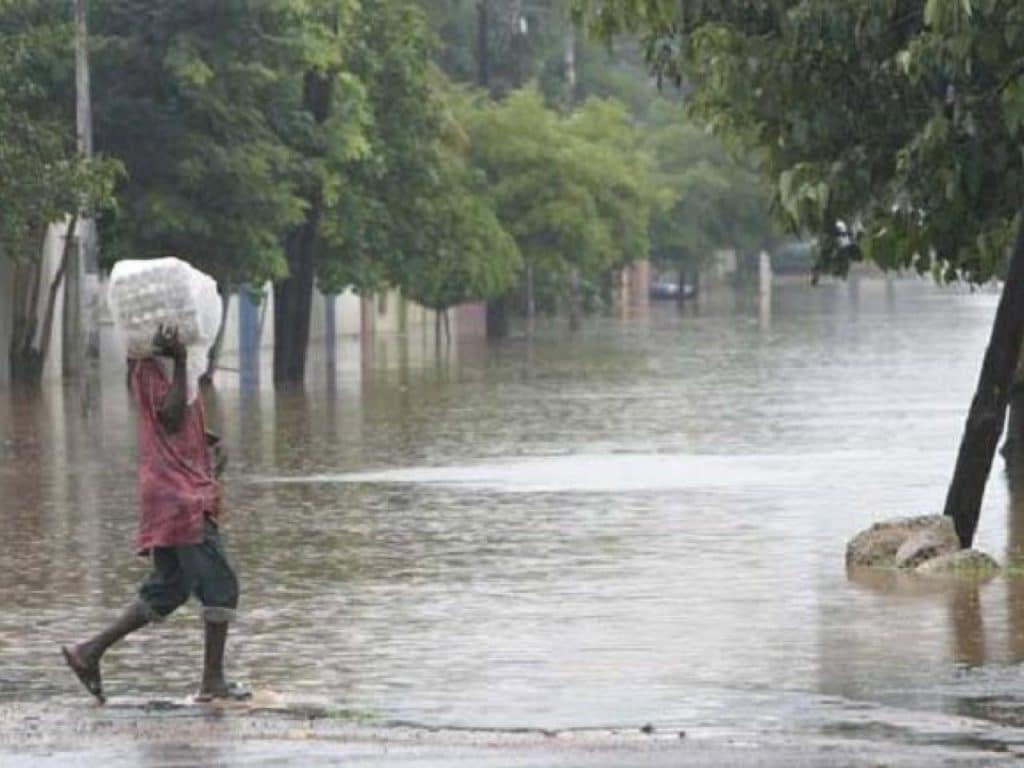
left=568, top=269, right=581, bottom=332
left=486, top=295, right=508, bottom=338
left=525, top=262, right=536, bottom=337
left=943, top=214, right=1024, bottom=547
left=1002, top=336, right=1024, bottom=458
left=274, top=207, right=320, bottom=386
left=273, top=70, right=331, bottom=387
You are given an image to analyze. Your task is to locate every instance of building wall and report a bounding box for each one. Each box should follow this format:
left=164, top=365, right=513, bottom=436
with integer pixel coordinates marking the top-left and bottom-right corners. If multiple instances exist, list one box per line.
left=0, top=222, right=71, bottom=387
left=455, top=302, right=486, bottom=338
left=0, top=240, right=490, bottom=389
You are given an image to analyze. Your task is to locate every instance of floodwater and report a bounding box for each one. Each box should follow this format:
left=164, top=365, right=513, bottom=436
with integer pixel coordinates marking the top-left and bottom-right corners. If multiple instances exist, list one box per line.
left=4, top=277, right=1024, bottom=747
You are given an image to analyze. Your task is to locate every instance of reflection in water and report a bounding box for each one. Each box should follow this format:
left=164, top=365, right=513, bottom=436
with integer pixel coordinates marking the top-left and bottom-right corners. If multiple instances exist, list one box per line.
left=6, top=279, right=1024, bottom=737
left=949, top=584, right=986, bottom=668
left=1006, top=458, right=1024, bottom=662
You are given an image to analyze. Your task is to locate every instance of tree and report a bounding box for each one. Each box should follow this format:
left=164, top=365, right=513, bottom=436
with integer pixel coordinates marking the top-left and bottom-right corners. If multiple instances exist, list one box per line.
left=644, top=102, right=774, bottom=296
left=270, top=0, right=367, bottom=386
left=461, top=87, right=657, bottom=326
left=398, top=160, right=522, bottom=340
left=93, top=0, right=321, bottom=285
left=88, top=0, right=368, bottom=385
left=421, top=0, right=571, bottom=97
left=91, top=0, right=520, bottom=385
left=0, top=0, right=119, bottom=386
left=316, top=2, right=525, bottom=348
left=575, top=0, right=1024, bottom=546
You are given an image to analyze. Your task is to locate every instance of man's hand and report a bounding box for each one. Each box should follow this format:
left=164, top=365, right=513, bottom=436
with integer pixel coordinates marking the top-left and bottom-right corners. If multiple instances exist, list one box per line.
left=152, top=324, right=186, bottom=361
left=152, top=324, right=189, bottom=434
left=206, top=430, right=228, bottom=478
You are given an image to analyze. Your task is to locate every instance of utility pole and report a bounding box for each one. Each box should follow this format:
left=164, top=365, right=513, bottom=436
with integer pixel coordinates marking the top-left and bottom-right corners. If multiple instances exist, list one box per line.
left=477, top=0, right=489, bottom=93
left=72, top=0, right=101, bottom=385
left=479, top=0, right=509, bottom=339
left=564, top=22, right=580, bottom=332
left=564, top=25, right=576, bottom=99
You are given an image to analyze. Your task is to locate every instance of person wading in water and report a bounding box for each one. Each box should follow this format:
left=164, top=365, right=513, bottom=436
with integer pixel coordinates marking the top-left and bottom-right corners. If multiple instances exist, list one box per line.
left=62, top=325, right=248, bottom=703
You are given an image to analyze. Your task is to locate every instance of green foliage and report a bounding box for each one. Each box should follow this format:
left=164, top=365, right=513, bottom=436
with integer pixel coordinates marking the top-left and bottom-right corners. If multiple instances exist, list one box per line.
left=576, top=0, right=1024, bottom=283
left=421, top=0, right=774, bottom=302
left=0, top=0, right=119, bottom=263
left=644, top=102, right=774, bottom=274
left=0, top=0, right=778, bottom=346
left=420, top=0, right=571, bottom=95
left=399, top=158, right=522, bottom=310
left=91, top=0, right=355, bottom=285
left=460, top=86, right=657, bottom=303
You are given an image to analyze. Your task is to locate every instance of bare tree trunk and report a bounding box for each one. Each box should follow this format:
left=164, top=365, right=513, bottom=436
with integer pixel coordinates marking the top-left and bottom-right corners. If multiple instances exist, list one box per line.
left=486, top=295, right=508, bottom=338
left=74, top=0, right=100, bottom=380
left=273, top=70, right=330, bottom=387
left=201, top=288, right=231, bottom=386
left=568, top=269, right=581, bottom=332
left=944, top=214, right=1024, bottom=547
left=477, top=0, right=490, bottom=91
left=526, top=262, right=536, bottom=338
left=10, top=262, right=32, bottom=366
left=563, top=26, right=576, bottom=102
left=443, top=308, right=451, bottom=343
left=1003, top=335, right=1024, bottom=458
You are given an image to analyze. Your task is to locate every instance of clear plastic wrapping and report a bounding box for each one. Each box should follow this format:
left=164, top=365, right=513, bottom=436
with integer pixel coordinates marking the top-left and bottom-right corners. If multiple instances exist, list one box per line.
left=108, top=258, right=223, bottom=401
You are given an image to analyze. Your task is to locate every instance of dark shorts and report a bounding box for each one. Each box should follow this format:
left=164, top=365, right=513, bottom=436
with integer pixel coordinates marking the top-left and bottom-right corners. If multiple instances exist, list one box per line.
left=138, top=518, right=239, bottom=624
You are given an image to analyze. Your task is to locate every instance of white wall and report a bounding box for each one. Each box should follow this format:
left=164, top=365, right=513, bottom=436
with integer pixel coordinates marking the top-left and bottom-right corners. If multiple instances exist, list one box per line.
left=0, top=244, right=486, bottom=388
left=338, top=289, right=362, bottom=336
left=39, top=223, right=68, bottom=381
left=0, top=222, right=71, bottom=386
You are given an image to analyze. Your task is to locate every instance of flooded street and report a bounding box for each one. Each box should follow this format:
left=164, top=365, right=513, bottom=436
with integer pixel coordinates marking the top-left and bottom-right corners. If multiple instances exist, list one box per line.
left=5, top=278, right=1024, bottom=758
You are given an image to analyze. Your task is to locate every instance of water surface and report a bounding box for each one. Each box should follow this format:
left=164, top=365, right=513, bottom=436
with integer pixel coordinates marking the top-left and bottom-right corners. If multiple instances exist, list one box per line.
left=3, top=278, right=1024, bottom=742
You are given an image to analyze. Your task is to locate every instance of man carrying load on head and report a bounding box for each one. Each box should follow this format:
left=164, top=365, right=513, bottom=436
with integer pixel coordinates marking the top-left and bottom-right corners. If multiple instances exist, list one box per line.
left=61, top=324, right=248, bottom=703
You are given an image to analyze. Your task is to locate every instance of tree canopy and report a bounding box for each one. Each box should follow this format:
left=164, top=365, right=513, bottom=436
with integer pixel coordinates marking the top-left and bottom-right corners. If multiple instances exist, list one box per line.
left=575, top=0, right=1024, bottom=283
left=459, top=87, right=658, bottom=307
left=0, top=0, right=118, bottom=264
left=0, top=0, right=779, bottom=384
left=643, top=101, right=774, bottom=278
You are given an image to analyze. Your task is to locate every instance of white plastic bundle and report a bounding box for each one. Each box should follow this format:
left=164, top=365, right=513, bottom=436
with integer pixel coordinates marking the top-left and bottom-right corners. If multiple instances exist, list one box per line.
left=108, top=258, right=223, bottom=402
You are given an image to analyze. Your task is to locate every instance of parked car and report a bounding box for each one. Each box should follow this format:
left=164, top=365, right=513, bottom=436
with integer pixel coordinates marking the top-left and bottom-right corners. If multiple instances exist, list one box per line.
left=649, top=280, right=696, bottom=300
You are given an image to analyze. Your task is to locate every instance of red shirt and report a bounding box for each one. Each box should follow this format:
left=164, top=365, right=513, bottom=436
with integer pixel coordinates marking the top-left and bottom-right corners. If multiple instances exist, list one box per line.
left=131, top=359, right=221, bottom=554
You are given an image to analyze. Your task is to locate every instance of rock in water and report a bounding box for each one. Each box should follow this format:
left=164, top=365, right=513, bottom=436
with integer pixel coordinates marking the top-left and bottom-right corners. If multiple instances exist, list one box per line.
left=915, top=549, right=1000, bottom=577
left=846, top=515, right=958, bottom=569
left=893, top=524, right=960, bottom=569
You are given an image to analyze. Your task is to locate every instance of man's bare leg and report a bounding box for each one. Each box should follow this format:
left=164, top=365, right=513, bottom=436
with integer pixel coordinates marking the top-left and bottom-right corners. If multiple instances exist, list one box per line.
left=196, top=620, right=249, bottom=701
left=61, top=601, right=152, bottom=703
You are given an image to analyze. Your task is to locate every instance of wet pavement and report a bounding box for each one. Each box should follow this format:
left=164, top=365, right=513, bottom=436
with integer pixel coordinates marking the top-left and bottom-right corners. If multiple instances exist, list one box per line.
left=4, top=277, right=1024, bottom=764
left=3, top=696, right=1024, bottom=766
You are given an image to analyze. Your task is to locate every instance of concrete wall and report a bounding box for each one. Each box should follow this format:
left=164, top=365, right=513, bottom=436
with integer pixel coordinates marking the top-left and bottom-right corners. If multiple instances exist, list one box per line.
left=0, top=222, right=71, bottom=387
left=0, top=239, right=491, bottom=389
left=455, top=302, right=486, bottom=338
left=39, top=224, right=69, bottom=382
